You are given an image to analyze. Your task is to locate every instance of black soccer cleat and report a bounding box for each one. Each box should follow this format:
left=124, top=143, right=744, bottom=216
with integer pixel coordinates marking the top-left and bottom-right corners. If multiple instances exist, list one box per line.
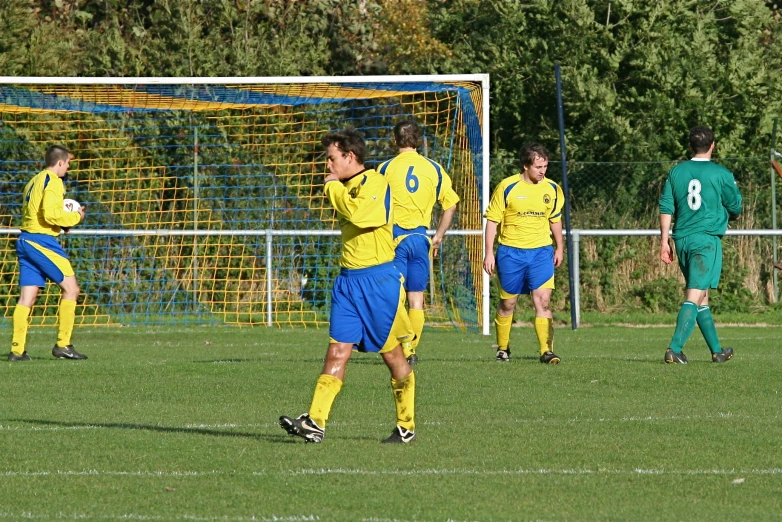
left=406, top=354, right=418, bottom=366
left=712, top=347, right=734, bottom=363
left=381, top=425, right=416, bottom=444
left=7, top=351, right=32, bottom=361
left=279, top=413, right=324, bottom=443
left=539, top=351, right=561, bottom=364
left=664, top=348, right=688, bottom=364
left=52, top=344, right=87, bottom=360
left=495, top=346, right=511, bottom=362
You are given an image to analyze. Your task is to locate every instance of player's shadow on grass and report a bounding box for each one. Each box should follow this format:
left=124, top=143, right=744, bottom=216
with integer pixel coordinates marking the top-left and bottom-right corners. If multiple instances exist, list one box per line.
left=194, top=358, right=258, bottom=364
left=513, top=355, right=542, bottom=362
left=193, top=357, right=326, bottom=364
left=7, top=417, right=290, bottom=442
left=347, top=357, right=385, bottom=365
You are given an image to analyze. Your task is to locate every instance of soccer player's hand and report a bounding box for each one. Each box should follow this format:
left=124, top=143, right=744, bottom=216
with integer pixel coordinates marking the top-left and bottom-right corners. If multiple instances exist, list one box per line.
left=553, top=247, right=564, bottom=268
left=660, top=241, right=674, bottom=265
left=431, top=234, right=444, bottom=258
left=78, top=205, right=86, bottom=223
left=483, top=253, right=495, bottom=276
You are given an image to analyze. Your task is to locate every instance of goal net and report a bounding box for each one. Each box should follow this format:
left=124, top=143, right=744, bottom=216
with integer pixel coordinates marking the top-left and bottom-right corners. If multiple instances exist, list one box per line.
left=0, top=76, right=487, bottom=331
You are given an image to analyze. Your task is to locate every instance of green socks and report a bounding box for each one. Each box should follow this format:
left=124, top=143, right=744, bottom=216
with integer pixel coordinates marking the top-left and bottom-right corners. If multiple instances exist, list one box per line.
left=669, top=301, right=698, bottom=353
left=696, top=305, right=722, bottom=354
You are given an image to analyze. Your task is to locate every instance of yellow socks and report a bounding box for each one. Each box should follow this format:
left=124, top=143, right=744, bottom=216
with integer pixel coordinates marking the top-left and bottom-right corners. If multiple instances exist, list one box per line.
left=494, top=313, right=513, bottom=349
left=534, top=316, right=553, bottom=355
left=56, top=299, right=77, bottom=348
left=308, top=374, right=343, bottom=428
left=391, top=371, right=416, bottom=432
left=11, top=305, right=31, bottom=355
left=408, top=308, right=424, bottom=351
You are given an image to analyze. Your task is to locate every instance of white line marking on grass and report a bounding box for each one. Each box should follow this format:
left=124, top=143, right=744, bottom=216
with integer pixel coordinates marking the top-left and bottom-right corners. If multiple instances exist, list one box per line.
left=4, top=467, right=782, bottom=484
left=2, top=412, right=775, bottom=435
left=566, top=412, right=760, bottom=424
left=280, top=467, right=782, bottom=477
left=0, top=513, right=319, bottom=521
left=0, top=470, right=225, bottom=477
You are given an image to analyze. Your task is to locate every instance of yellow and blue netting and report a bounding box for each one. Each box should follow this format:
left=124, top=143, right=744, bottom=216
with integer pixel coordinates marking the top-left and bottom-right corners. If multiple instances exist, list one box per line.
left=0, top=81, right=484, bottom=329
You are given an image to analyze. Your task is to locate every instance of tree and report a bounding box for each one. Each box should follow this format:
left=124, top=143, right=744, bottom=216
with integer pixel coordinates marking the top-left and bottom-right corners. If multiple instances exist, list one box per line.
left=430, top=0, right=782, bottom=162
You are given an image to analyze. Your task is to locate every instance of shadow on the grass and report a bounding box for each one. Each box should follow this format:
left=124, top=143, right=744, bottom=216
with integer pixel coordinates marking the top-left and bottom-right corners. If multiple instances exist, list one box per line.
left=193, top=358, right=260, bottom=363
left=7, top=417, right=275, bottom=441
left=347, top=357, right=385, bottom=365
left=193, top=357, right=326, bottom=364
left=7, top=417, right=377, bottom=444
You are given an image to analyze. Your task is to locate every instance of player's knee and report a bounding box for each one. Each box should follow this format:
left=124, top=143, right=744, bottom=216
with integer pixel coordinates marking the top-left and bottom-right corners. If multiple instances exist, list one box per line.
left=498, top=298, right=517, bottom=314
left=537, top=296, right=551, bottom=309
left=62, top=284, right=80, bottom=301
left=326, top=342, right=353, bottom=362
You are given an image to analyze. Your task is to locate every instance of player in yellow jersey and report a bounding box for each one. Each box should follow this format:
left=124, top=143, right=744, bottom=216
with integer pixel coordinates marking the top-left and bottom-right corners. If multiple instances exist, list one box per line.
left=9, top=145, right=87, bottom=361
left=378, top=120, right=460, bottom=365
left=280, top=129, right=416, bottom=444
left=483, top=143, right=564, bottom=364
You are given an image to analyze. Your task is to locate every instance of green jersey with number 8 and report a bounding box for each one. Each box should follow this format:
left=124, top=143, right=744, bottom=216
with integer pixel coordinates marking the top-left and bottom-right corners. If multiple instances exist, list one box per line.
left=658, top=158, right=742, bottom=239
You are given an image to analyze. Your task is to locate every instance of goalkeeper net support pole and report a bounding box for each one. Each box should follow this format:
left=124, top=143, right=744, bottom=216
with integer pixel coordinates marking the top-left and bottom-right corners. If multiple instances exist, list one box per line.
left=0, top=75, right=490, bottom=334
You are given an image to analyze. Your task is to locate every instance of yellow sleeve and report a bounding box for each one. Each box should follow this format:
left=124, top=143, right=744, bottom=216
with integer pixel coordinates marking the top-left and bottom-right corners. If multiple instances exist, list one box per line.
left=438, top=172, right=460, bottom=210
left=549, top=183, right=565, bottom=224
left=483, top=181, right=507, bottom=223
left=42, top=179, right=81, bottom=228
left=324, top=176, right=391, bottom=228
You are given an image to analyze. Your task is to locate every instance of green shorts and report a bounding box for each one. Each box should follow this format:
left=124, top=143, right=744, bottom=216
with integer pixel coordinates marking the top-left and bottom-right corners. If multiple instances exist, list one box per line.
left=674, top=233, right=723, bottom=290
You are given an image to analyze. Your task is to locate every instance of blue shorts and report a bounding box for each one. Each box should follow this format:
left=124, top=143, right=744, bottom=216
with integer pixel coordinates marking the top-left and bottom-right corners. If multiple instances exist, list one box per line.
left=16, top=232, right=74, bottom=287
left=496, top=244, right=555, bottom=297
left=329, top=261, right=414, bottom=353
left=393, top=228, right=431, bottom=292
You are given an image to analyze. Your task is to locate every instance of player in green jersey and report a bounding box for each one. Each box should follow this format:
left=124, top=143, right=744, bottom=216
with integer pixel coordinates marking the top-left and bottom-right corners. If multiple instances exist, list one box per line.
left=658, top=126, right=742, bottom=364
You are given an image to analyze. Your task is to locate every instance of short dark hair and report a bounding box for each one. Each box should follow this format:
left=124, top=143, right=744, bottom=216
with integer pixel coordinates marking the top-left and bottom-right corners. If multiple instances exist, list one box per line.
left=519, top=143, right=549, bottom=168
left=689, top=126, right=714, bottom=154
left=321, top=129, right=367, bottom=165
left=45, top=145, right=71, bottom=167
left=393, top=120, right=421, bottom=149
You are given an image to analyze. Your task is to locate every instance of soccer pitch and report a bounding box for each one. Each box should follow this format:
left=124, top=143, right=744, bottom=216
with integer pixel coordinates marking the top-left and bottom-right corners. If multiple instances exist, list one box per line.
left=1, top=326, right=780, bottom=521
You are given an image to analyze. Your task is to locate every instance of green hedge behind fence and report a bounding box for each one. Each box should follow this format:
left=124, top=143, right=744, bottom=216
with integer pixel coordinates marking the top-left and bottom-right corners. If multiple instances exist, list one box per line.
left=532, top=157, right=778, bottom=316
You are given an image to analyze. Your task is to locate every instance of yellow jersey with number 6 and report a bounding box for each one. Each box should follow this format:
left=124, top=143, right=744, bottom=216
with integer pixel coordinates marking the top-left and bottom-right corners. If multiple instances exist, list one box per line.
left=378, top=151, right=459, bottom=231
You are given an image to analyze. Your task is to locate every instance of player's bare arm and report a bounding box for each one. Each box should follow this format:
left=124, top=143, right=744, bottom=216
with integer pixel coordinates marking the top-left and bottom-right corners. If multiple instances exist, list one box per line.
left=550, top=220, right=564, bottom=268
left=431, top=204, right=457, bottom=258
left=659, top=213, right=673, bottom=265
left=483, top=219, right=498, bottom=275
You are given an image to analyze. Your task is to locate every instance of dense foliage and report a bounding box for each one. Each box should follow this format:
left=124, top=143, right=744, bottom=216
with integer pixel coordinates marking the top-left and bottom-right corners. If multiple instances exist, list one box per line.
left=3, top=0, right=781, bottom=164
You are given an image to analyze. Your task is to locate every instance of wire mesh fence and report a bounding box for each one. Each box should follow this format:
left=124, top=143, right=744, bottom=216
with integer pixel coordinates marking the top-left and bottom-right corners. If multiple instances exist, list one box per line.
left=538, top=157, right=780, bottom=316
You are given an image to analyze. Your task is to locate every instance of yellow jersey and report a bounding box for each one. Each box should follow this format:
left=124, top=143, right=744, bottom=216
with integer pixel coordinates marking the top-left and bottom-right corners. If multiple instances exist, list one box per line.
left=378, top=151, right=460, bottom=231
left=20, top=169, right=81, bottom=236
left=484, top=174, right=564, bottom=249
left=324, top=168, right=396, bottom=269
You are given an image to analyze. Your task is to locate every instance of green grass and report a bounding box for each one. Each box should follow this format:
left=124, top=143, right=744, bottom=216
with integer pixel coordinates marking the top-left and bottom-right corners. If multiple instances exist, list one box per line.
left=1, top=325, right=781, bottom=521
